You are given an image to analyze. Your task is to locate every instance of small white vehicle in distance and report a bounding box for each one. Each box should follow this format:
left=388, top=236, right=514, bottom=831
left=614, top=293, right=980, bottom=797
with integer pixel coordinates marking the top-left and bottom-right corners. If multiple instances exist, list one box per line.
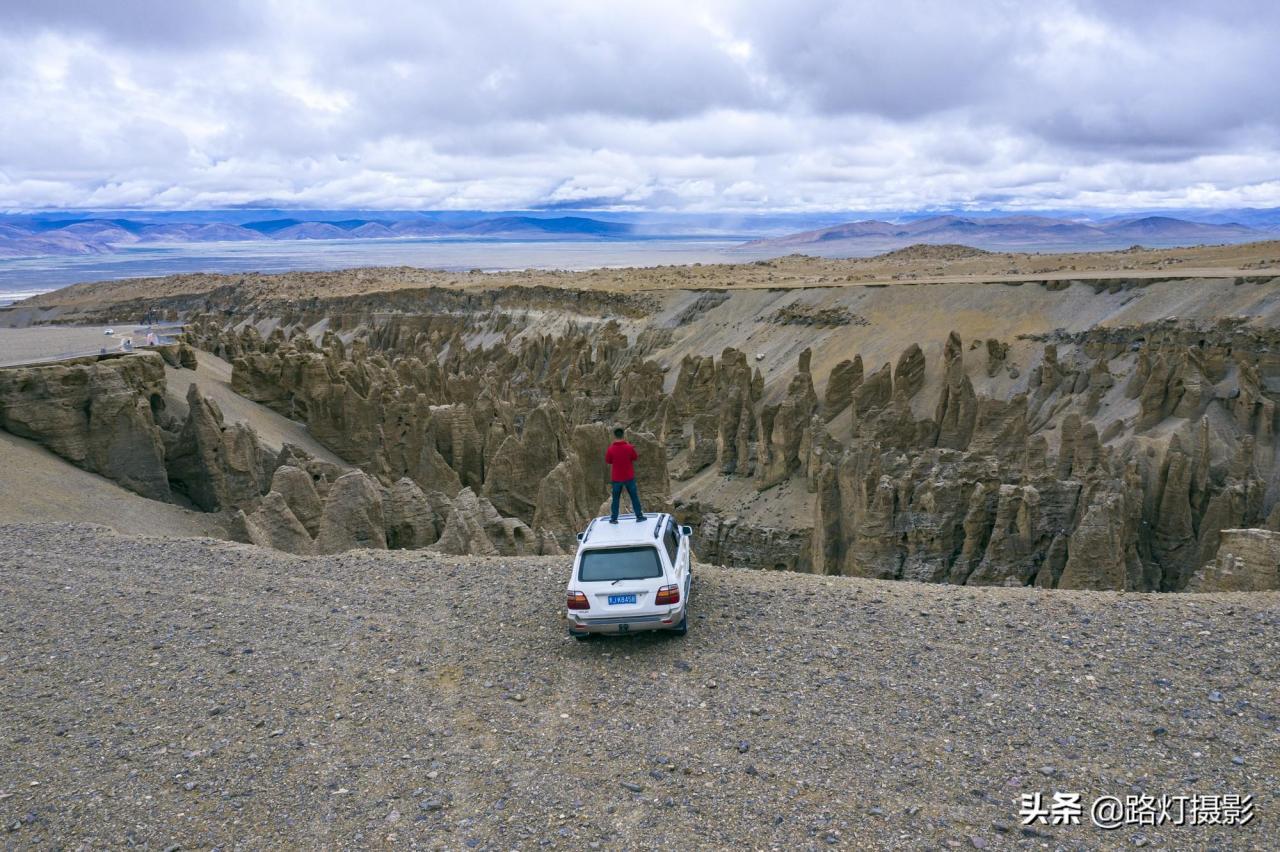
left=566, top=512, right=693, bottom=640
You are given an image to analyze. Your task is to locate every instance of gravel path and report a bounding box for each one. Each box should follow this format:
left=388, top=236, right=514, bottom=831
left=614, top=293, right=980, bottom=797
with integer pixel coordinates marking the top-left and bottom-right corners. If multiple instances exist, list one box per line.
left=1, top=524, right=1276, bottom=850
left=0, top=325, right=151, bottom=367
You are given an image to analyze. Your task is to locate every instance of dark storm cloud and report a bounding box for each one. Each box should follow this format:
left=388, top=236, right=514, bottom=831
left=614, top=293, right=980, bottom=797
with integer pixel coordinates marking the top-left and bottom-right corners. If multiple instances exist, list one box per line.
left=0, top=0, right=1276, bottom=211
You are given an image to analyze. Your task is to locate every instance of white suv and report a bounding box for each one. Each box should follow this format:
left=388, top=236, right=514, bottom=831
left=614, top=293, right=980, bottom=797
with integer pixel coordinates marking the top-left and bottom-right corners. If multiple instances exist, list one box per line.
left=565, top=513, right=693, bottom=639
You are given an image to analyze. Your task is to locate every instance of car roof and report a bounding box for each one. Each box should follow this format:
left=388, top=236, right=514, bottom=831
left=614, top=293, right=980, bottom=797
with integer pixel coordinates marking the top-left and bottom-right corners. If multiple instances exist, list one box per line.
left=578, top=513, right=670, bottom=548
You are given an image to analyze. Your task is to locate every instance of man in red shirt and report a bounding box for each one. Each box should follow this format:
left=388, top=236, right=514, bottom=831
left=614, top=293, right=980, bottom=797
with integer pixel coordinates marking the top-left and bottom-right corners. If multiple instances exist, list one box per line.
left=605, top=426, right=646, bottom=523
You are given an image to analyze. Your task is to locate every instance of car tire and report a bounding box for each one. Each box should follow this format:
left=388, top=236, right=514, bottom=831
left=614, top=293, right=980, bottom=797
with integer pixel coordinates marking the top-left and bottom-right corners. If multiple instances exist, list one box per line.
left=670, top=613, right=688, bottom=636
left=571, top=631, right=591, bottom=641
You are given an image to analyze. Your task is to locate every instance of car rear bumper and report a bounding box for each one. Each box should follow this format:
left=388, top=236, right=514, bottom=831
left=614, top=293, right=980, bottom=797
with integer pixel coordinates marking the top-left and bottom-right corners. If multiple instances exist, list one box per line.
left=567, top=606, right=684, bottom=633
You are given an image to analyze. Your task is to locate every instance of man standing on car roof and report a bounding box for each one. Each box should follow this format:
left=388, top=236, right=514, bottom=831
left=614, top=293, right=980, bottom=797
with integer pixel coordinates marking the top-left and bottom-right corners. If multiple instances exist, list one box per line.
left=605, top=426, right=646, bottom=524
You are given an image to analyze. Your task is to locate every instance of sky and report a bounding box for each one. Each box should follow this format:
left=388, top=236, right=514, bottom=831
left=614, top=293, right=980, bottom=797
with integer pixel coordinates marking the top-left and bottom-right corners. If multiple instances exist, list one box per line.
left=1, top=0, right=1278, bottom=213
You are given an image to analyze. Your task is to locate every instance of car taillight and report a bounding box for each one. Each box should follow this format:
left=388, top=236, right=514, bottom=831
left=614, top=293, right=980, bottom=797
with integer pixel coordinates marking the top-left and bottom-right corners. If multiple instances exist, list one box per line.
left=654, top=584, right=680, bottom=606
left=567, top=591, right=590, bottom=610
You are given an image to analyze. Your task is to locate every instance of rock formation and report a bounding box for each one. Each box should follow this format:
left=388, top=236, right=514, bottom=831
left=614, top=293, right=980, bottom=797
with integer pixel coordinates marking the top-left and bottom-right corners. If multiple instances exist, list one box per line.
left=0, top=346, right=565, bottom=560
left=0, top=352, right=171, bottom=501
left=315, top=471, right=387, bottom=553
left=384, top=477, right=442, bottom=550
left=167, top=384, right=268, bottom=511
left=822, top=356, right=863, bottom=422
left=1187, top=529, right=1280, bottom=591
left=235, top=492, right=315, bottom=555
left=166, top=303, right=1280, bottom=589
left=269, top=464, right=324, bottom=536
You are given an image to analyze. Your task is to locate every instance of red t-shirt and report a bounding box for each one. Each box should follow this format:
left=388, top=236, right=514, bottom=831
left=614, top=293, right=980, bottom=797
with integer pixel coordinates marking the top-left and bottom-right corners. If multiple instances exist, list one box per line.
left=605, top=440, right=638, bottom=482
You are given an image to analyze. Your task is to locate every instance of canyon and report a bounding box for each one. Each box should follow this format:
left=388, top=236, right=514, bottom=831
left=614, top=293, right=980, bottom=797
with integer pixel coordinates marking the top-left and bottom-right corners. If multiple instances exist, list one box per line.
left=4, top=247, right=1280, bottom=592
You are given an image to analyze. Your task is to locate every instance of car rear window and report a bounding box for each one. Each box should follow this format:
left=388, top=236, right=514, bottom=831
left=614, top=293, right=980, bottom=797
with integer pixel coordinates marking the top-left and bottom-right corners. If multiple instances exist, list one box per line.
left=578, top=546, right=664, bottom=582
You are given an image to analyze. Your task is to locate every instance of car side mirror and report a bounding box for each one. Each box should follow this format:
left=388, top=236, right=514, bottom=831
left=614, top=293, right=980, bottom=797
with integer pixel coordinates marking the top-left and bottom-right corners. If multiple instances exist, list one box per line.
left=576, top=532, right=584, bottom=542
left=680, top=525, right=692, bottom=537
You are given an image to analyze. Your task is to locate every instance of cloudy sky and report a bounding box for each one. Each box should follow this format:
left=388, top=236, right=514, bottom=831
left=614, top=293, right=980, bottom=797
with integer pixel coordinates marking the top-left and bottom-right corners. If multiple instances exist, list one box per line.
left=1, top=0, right=1277, bottom=212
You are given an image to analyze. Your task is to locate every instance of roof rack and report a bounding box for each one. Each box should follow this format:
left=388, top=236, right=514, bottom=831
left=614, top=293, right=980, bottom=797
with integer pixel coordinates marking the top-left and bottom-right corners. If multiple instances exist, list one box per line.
left=579, top=512, right=668, bottom=545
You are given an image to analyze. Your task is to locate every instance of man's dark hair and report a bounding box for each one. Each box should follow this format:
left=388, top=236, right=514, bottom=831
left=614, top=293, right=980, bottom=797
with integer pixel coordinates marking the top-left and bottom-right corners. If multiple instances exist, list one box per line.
left=613, top=427, right=625, bottom=439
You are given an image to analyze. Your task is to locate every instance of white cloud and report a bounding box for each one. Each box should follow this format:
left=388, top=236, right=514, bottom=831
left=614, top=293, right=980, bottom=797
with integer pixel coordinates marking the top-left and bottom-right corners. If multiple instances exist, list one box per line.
left=0, top=0, right=1277, bottom=211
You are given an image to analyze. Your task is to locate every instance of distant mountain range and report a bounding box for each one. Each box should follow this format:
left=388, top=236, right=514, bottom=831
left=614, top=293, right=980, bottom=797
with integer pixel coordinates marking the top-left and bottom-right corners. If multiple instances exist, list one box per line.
left=0, top=215, right=643, bottom=258
left=741, top=215, right=1276, bottom=255
left=1, top=210, right=1278, bottom=260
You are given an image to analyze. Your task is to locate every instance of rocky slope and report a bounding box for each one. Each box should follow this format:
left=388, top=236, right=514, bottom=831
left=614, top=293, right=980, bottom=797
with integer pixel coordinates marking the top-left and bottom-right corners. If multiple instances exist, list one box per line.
left=5, top=262, right=1280, bottom=590
left=1, top=524, right=1276, bottom=849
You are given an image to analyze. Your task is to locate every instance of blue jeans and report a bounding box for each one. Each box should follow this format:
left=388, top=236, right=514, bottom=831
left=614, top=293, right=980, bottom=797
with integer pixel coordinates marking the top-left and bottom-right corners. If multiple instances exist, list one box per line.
left=610, top=479, right=644, bottom=521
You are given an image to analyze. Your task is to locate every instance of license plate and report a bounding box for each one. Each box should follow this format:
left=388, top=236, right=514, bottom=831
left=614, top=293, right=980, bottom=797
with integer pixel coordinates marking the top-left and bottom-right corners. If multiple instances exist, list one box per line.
left=608, top=594, right=637, bottom=605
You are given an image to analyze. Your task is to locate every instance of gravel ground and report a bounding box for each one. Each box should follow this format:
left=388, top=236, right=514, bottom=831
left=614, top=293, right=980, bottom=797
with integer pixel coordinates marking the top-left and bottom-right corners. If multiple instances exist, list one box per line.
left=1, top=523, right=1276, bottom=850
left=0, top=325, right=152, bottom=367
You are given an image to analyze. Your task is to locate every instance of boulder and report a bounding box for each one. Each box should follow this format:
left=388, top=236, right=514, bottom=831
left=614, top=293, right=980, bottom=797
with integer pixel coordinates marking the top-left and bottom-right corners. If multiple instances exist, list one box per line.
left=177, top=342, right=199, bottom=370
